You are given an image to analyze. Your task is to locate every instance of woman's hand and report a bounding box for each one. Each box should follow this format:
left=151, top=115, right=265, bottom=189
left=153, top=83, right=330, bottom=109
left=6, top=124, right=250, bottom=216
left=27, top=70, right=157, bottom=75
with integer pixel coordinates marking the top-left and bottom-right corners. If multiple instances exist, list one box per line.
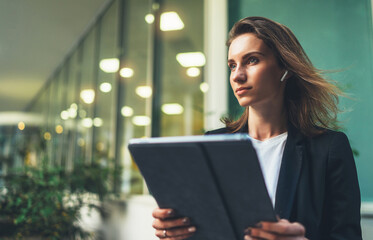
left=152, top=208, right=196, bottom=240
left=244, top=219, right=308, bottom=240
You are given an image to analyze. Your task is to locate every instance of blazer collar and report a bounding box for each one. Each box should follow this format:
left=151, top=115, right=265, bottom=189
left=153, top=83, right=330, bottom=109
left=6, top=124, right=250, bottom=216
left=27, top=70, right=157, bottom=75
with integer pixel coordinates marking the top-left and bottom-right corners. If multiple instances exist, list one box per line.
left=274, top=123, right=305, bottom=219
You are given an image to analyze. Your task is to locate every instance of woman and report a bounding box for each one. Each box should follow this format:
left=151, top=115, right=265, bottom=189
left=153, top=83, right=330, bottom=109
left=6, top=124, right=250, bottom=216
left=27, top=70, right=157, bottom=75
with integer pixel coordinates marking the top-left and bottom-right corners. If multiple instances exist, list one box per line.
left=152, top=16, right=362, bottom=240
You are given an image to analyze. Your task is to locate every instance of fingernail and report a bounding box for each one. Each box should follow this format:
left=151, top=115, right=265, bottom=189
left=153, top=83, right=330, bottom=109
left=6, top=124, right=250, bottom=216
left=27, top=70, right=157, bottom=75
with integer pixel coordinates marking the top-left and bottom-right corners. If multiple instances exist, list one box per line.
left=255, top=222, right=262, bottom=228
left=244, top=228, right=251, bottom=235
left=188, top=226, right=196, bottom=232
left=244, top=235, right=252, bottom=240
left=183, top=217, right=190, bottom=224
left=167, top=210, right=174, bottom=216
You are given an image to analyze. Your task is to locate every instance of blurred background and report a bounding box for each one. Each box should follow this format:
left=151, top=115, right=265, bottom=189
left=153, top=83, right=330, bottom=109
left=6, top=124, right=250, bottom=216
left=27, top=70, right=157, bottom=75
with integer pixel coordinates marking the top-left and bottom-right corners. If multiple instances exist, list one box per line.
left=0, top=0, right=372, bottom=239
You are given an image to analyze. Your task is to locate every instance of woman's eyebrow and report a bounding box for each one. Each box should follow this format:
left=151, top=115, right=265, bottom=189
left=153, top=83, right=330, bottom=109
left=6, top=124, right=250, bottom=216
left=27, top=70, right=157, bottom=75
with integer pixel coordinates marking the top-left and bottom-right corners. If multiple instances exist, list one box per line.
left=228, top=51, right=265, bottom=62
left=242, top=51, right=265, bottom=59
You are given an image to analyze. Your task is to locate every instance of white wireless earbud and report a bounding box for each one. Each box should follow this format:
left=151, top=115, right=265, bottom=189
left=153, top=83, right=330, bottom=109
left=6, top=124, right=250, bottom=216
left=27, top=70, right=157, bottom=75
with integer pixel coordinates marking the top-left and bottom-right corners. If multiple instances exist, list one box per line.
left=280, top=70, right=288, bottom=82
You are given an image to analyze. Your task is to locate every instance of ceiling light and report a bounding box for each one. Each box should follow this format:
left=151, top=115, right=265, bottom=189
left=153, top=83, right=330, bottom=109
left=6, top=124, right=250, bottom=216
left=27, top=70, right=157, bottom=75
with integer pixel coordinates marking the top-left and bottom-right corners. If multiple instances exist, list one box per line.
left=100, top=82, right=112, bottom=93
left=70, top=103, right=78, bottom=110
left=152, top=3, right=160, bottom=10
left=162, top=103, right=184, bottom=115
left=200, top=82, right=209, bottom=93
left=68, top=108, right=77, bottom=118
left=82, top=118, right=93, bottom=128
left=120, top=67, right=134, bottom=78
left=44, top=132, right=51, bottom=141
left=145, top=14, right=155, bottom=24
left=99, top=58, right=120, bottom=73
left=93, top=117, right=103, bottom=127
left=160, top=12, right=184, bottom=31
left=121, top=106, right=134, bottom=117
left=18, top=121, right=25, bottom=131
left=61, top=110, right=69, bottom=120
left=186, top=67, right=201, bottom=77
left=176, top=52, right=206, bottom=67
left=136, top=86, right=152, bottom=98
left=80, top=89, right=95, bottom=104
left=55, top=125, right=63, bottom=134
left=132, top=116, right=151, bottom=126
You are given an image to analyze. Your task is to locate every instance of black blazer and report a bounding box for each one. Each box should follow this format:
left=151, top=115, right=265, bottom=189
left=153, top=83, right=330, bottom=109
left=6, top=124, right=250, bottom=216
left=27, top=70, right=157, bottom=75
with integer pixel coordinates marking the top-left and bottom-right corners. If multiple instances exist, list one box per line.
left=206, top=124, right=362, bottom=240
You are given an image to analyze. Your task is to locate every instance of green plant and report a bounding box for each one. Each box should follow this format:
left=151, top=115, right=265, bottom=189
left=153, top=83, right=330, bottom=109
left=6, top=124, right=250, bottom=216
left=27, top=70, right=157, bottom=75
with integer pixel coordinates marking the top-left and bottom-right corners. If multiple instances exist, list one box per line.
left=0, top=155, right=122, bottom=239
left=69, top=162, right=116, bottom=201
left=0, top=167, right=91, bottom=239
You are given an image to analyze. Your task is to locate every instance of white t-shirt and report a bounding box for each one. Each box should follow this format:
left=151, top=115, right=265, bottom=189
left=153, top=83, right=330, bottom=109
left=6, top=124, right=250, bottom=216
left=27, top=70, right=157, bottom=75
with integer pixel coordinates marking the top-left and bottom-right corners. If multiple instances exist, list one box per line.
left=249, top=132, right=288, bottom=207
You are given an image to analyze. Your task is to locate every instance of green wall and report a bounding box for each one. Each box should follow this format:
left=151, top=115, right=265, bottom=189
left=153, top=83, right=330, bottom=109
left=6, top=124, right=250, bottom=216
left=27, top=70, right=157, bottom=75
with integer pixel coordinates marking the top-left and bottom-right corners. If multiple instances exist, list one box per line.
left=228, top=0, right=373, bottom=201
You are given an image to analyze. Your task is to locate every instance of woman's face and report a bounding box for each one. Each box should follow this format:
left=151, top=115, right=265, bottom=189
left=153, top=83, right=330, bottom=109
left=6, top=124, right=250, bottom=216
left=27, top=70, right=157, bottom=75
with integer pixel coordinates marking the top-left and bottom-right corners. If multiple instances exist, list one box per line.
left=228, top=33, right=286, bottom=108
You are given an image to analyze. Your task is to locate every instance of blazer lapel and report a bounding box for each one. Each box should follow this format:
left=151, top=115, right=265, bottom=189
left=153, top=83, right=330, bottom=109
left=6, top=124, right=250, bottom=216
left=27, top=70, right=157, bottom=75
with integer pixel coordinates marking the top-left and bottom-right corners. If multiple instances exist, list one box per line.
left=274, top=124, right=304, bottom=219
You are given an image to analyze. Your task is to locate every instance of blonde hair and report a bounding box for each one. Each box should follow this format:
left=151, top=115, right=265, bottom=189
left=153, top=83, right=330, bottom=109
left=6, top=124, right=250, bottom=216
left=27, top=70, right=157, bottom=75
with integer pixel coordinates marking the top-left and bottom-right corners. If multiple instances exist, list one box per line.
left=224, top=16, right=341, bottom=136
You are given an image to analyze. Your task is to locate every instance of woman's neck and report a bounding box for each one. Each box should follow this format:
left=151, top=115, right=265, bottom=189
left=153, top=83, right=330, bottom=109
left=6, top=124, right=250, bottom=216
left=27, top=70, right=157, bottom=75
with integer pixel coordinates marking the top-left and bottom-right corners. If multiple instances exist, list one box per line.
left=247, top=104, right=287, bottom=141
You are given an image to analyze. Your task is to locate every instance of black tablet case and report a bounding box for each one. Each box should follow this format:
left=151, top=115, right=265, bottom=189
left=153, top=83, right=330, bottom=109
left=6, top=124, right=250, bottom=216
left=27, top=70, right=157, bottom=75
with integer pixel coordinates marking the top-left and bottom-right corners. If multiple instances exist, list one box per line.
left=128, top=134, right=276, bottom=240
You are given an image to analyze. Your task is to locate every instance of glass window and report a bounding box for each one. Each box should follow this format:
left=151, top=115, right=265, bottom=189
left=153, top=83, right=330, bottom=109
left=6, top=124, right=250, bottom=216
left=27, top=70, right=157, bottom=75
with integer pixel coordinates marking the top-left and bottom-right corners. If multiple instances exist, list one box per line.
left=46, top=77, right=57, bottom=165
left=65, top=49, right=81, bottom=170
left=158, top=0, right=205, bottom=137
left=117, top=0, right=205, bottom=195
left=53, top=67, right=67, bottom=167
left=78, top=27, right=97, bottom=165
left=119, top=0, right=153, bottom=194
left=38, top=90, right=48, bottom=165
left=93, top=0, right=119, bottom=169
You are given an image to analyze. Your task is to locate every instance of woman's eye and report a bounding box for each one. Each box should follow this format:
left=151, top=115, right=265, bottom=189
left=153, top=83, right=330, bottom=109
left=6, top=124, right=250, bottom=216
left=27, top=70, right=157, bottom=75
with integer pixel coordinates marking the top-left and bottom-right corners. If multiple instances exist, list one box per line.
left=248, top=57, right=259, bottom=64
left=229, top=64, right=236, bottom=70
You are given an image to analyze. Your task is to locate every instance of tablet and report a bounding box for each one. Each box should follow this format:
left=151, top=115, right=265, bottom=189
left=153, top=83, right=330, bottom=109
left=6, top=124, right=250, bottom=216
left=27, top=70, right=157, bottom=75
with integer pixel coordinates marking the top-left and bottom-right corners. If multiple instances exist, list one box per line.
left=128, top=134, right=277, bottom=240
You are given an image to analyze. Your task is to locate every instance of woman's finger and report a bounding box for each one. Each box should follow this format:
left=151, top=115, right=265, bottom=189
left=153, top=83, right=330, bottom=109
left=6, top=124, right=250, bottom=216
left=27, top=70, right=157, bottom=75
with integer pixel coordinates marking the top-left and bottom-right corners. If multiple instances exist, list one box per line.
left=248, top=227, right=278, bottom=240
left=244, top=234, right=266, bottom=240
left=247, top=228, right=306, bottom=240
left=152, top=217, right=191, bottom=229
left=259, top=220, right=305, bottom=236
left=155, top=226, right=196, bottom=239
left=152, top=208, right=175, bottom=219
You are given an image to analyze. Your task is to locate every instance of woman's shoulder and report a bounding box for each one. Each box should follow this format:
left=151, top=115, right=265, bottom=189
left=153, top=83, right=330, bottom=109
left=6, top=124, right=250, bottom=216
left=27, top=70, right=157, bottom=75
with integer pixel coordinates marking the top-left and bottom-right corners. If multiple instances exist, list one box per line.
left=309, top=128, right=349, bottom=142
left=305, top=128, right=352, bottom=152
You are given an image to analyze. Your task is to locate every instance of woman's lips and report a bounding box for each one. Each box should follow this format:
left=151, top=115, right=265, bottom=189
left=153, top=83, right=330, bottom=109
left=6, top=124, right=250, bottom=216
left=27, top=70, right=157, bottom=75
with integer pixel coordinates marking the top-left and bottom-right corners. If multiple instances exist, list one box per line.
left=236, top=87, right=252, bottom=96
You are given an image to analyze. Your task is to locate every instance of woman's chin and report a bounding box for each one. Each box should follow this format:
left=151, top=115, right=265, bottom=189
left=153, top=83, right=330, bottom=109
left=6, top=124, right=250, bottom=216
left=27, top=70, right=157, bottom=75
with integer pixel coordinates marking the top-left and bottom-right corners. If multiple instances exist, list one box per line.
left=237, top=100, right=251, bottom=107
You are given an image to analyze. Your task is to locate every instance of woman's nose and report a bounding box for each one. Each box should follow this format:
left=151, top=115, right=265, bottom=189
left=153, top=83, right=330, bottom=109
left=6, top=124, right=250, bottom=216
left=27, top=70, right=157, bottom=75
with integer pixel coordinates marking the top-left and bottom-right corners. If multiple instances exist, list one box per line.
left=231, top=65, right=247, bottom=83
